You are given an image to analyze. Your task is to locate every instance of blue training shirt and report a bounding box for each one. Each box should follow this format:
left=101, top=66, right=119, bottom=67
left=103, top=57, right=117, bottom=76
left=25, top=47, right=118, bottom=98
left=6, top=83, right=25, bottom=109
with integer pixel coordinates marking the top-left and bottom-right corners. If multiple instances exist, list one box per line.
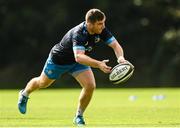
left=50, top=22, right=116, bottom=65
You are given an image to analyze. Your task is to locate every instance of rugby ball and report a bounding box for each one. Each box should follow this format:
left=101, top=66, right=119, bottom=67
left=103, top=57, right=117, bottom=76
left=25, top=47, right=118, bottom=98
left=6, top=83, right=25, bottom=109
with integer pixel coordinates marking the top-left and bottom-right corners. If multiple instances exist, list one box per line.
left=109, top=62, right=134, bottom=84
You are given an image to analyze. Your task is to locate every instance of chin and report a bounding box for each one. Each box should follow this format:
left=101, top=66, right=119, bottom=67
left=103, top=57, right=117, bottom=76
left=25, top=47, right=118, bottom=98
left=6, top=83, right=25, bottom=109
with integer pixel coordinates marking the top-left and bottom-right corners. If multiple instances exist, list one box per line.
left=96, top=30, right=102, bottom=34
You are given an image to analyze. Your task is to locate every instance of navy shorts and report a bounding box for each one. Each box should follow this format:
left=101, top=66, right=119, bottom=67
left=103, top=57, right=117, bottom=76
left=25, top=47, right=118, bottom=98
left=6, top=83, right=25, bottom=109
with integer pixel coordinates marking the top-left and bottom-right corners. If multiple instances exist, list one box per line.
left=43, top=57, right=91, bottom=79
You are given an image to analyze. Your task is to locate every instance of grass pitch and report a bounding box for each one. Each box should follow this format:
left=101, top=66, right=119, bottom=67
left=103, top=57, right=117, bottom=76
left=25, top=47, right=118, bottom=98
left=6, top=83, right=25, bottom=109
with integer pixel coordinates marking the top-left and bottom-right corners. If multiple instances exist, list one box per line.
left=0, top=88, right=180, bottom=127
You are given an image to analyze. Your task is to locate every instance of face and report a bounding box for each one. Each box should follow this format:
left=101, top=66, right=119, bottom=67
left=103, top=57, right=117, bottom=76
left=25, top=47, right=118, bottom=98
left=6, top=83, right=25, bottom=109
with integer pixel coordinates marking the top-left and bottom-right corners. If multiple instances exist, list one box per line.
left=88, top=18, right=106, bottom=34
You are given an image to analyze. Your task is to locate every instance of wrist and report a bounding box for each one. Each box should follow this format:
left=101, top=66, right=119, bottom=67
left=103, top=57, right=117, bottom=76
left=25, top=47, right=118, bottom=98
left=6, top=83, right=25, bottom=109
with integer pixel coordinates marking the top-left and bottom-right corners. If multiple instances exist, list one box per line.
left=117, top=56, right=125, bottom=63
left=96, top=61, right=102, bottom=68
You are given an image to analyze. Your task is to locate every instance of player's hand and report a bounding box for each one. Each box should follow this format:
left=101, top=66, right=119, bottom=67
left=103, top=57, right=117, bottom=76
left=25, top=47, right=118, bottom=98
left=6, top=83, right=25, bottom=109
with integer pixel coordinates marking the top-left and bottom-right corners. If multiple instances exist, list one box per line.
left=118, top=57, right=134, bottom=69
left=117, top=56, right=127, bottom=64
left=98, top=59, right=112, bottom=73
left=117, top=56, right=134, bottom=68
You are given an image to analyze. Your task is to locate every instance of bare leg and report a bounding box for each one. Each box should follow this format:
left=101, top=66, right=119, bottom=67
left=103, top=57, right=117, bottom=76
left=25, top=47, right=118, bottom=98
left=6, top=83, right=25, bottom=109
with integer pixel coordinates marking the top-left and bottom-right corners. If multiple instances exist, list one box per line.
left=23, top=72, right=55, bottom=95
left=74, top=69, right=96, bottom=116
left=18, top=72, right=55, bottom=114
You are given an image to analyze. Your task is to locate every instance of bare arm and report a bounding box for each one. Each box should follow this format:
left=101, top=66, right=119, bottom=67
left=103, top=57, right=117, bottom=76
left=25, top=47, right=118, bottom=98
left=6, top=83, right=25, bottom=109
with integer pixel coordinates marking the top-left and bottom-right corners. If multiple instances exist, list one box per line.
left=108, top=40, right=126, bottom=63
left=73, top=50, right=111, bottom=73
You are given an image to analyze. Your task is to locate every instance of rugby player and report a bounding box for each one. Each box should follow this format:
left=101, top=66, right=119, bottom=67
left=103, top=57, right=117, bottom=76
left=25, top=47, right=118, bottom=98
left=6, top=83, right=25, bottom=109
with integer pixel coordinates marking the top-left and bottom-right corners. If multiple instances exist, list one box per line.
left=18, top=8, right=126, bottom=126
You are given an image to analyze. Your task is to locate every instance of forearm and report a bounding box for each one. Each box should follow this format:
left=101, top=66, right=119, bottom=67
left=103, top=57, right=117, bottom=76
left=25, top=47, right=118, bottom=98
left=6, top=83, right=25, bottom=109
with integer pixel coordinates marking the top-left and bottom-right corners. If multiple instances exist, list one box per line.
left=75, top=54, right=101, bottom=68
left=108, top=41, right=124, bottom=59
left=108, top=40, right=127, bottom=63
left=114, top=44, right=124, bottom=59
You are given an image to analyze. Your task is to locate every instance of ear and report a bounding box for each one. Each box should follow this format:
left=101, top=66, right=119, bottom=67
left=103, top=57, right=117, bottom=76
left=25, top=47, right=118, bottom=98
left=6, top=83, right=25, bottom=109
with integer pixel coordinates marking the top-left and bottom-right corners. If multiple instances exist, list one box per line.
left=87, top=22, right=93, bottom=29
left=86, top=21, right=92, bottom=26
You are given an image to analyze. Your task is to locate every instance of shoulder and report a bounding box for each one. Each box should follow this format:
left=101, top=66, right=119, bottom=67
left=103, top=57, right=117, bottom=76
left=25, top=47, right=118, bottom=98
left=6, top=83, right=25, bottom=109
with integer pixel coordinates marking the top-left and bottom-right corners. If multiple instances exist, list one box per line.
left=72, top=22, right=87, bottom=41
left=100, top=27, right=113, bottom=39
left=72, top=22, right=86, bottom=35
left=101, top=27, right=111, bottom=35
left=100, top=27, right=116, bottom=44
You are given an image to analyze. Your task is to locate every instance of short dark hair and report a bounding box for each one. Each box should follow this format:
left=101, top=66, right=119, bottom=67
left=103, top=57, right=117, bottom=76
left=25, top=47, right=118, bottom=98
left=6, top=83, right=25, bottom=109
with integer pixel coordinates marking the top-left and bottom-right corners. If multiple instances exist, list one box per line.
left=85, top=9, right=106, bottom=23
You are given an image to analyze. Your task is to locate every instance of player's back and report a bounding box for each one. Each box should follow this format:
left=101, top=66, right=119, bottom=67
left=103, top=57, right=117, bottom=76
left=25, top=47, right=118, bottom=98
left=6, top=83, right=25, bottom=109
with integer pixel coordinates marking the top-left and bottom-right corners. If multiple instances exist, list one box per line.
left=50, top=22, right=85, bottom=65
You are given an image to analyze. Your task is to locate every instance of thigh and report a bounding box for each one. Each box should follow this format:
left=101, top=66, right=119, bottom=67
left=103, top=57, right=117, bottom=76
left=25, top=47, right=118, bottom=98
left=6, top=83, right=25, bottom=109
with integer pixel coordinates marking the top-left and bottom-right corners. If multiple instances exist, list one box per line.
left=74, top=69, right=96, bottom=88
left=26, top=70, right=55, bottom=89
left=69, top=63, right=91, bottom=77
left=39, top=71, right=55, bottom=86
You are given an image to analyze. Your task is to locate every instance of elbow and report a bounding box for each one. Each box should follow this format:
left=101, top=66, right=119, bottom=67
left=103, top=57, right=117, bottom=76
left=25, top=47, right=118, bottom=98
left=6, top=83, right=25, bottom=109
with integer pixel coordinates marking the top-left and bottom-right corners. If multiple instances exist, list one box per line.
left=75, top=57, right=81, bottom=63
left=74, top=54, right=82, bottom=63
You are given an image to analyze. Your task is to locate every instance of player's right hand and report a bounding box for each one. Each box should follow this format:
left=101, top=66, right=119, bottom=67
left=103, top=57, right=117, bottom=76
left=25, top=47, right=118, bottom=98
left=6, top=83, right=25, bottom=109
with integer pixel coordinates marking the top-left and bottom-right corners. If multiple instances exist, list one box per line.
left=98, top=59, right=112, bottom=73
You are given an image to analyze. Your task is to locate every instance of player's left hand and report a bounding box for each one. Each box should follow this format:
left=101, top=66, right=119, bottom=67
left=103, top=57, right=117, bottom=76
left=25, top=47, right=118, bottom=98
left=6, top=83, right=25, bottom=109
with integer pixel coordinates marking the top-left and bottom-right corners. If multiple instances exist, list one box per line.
left=118, top=57, right=134, bottom=69
left=117, top=56, right=135, bottom=68
left=117, top=56, right=127, bottom=64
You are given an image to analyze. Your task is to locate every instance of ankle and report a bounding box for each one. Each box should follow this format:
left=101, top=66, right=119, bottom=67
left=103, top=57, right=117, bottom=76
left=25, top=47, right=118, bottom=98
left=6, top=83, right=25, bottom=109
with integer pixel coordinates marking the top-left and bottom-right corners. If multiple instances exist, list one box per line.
left=76, top=108, right=83, bottom=117
left=22, top=90, right=29, bottom=97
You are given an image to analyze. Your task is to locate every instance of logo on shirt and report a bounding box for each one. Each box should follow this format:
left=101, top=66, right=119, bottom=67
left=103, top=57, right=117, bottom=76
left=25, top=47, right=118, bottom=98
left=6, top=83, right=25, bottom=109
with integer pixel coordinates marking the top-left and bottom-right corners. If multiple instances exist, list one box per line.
left=47, top=70, right=53, bottom=75
left=85, top=41, right=88, bottom=46
left=95, top=36, right=100, bottom=43
left=86, top=46, right=93, bottom=52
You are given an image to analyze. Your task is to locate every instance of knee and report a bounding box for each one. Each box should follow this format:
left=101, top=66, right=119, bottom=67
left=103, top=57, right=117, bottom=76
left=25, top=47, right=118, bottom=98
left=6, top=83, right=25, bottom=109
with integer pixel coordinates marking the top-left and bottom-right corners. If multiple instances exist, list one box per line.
left=84, top=82, right=96, bottom=92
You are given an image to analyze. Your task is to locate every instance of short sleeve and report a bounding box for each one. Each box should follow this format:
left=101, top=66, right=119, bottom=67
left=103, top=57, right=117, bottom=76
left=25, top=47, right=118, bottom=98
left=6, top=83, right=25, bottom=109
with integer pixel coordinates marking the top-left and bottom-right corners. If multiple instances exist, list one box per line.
left=72, top=30, right=86, bottom=51
left=100, top=27, right=116, bottom=45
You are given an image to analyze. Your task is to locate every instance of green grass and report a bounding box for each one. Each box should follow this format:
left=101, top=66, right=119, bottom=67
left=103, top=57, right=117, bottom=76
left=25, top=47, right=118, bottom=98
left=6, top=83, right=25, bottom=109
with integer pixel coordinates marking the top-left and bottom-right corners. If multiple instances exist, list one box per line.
left=0, top=88, right=180, bottom=127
